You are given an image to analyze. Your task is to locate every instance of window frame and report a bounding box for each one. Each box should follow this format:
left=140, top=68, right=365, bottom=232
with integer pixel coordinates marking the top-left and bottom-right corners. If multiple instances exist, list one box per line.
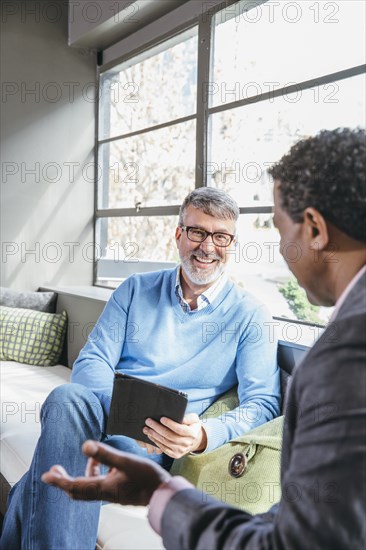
left=93, top=0, right=365, bottom=329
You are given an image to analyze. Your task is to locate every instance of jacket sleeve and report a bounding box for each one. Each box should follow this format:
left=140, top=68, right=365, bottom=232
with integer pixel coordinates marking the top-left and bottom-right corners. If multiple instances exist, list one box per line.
left=161, top=315, right=366, bottom=549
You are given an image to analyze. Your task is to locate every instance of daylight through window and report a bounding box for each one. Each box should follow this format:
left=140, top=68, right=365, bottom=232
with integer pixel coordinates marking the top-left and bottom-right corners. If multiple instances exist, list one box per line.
left=95, top=0, right=366, bottom=328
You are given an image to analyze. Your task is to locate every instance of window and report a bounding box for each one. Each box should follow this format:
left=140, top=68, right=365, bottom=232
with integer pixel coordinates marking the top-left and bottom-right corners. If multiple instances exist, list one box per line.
left=95, top=0, right=365, bottom=327
left=96, top=28, right=198, bottom=285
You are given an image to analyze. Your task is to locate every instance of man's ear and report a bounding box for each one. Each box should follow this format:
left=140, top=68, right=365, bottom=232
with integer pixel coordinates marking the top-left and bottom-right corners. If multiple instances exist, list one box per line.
left=303, top=207, right=329, bottom=250
left=175, top=226, right=182, bottom=246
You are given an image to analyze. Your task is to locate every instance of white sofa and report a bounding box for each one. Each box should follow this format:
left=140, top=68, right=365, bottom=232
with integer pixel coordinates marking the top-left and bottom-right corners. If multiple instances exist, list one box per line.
left=1, top=344, right=300, bottom=548
left=0, top=360, right=163, bottom=549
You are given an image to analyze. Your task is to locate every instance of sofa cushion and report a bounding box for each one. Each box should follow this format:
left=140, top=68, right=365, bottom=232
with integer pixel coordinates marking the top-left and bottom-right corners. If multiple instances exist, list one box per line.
left=97, top=504, right=164, bottom=550
left=0, top=361, right=163, bottom=549
left=0, top=361, right=71, bottom=483
left=0, top=287, right=57, bottom=313
left=0, top=306, right=67, bottom=366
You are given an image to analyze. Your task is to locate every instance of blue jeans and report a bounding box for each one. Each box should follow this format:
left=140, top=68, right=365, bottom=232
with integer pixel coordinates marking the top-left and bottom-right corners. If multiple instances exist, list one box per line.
left=0, top=383, right=172, bottom=550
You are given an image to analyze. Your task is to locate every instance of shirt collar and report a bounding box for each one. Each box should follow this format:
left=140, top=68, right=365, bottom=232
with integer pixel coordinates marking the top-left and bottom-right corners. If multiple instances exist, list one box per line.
left=175, top=266, right=227, bottom=312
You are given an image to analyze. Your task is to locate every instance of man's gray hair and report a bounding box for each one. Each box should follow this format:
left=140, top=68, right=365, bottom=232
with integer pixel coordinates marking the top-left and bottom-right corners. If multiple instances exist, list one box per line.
left=179, top=187, right=239, bottom=226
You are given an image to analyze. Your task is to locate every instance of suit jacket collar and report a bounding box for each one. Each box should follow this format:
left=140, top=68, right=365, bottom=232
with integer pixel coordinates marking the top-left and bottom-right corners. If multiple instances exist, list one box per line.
left=335, top=268, right=366, bottom=321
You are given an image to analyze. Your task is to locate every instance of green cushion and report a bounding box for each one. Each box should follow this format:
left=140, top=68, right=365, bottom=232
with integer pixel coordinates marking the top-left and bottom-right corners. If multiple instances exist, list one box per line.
left=171, top=387, right=283, bottom=515
left=200, top=386, right=239, bottom=420
left=0, top=306, right=67, bottom=366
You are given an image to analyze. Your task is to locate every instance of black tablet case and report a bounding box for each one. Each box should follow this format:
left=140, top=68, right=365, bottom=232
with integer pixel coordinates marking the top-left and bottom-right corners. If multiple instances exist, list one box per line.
left=106, top=373, right=188, bottom=446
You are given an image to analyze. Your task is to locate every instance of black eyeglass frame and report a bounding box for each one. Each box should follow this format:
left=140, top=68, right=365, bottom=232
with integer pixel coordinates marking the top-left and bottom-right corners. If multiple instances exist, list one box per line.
left=180, top=225, right=236, bottom=247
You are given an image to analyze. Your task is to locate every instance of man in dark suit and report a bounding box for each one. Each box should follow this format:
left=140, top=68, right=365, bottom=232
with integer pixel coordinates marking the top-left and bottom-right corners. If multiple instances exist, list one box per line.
left=43, top=127, right=366, bottom=549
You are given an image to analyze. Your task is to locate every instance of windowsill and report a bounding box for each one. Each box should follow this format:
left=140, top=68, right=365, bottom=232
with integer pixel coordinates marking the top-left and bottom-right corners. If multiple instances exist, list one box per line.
left=276, top=322, right=324, bottom=348
left=39, top=285, right=113, bottom=303
left=40, top=284, right=324, bottom=348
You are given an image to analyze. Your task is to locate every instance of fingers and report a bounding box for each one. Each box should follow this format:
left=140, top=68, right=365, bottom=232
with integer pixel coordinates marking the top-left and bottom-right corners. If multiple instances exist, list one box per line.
left=146, top=415, right=200, bottom=438
left=136, top=440, right=163, bottom=454
left=136, top=440, right=147, bottom=448
left=82, top=441, right=131, bottom=470
left=143, top=442, right=163, bottom=455
left=42, top=468, right=117, bottom=504
left=43, top=472, right=106, bottom=501
left=42, top=441, right=172, bottom=505
left=42, top=461, right=111, bottom=501
left=50, top=464, right=69, bottom=477
left=143, top=422, right=190, bottom=458
left=42, top=464, right=73, bottom=484
left=146, top=418, right=186, bottom=438
left=143, top=416, right=205, bottom=457
left=145, top=443, right=163, bottom=455
left=85, top=457, right=101, bottom=477
left=85, top=439, right=162, bottom=463
left=182, top=413, right=200, bottom=426
left=144, top=437, right=175, bottom=458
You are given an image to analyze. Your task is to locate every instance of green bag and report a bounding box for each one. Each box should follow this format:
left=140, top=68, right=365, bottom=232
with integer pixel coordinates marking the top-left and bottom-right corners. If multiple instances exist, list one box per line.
left=170, top=388, right=283, bottom=515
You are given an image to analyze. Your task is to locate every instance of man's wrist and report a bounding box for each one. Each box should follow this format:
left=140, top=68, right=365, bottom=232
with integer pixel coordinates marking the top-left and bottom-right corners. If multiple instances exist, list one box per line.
left=192, top=425, right=208, bottom=453
left=144, top=469, right=171, bottom=503
left=148, top=476, right=193, bottom=534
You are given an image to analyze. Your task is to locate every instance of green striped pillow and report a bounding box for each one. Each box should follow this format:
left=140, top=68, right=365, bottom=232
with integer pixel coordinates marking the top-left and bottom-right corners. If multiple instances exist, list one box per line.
left=0, top=306, right=67, bottom=366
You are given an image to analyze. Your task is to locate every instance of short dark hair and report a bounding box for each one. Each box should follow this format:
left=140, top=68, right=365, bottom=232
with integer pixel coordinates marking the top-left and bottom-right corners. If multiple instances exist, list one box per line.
left=269, top=128, right=366, bottom=243
left=179, top=187, right=239, bottom=226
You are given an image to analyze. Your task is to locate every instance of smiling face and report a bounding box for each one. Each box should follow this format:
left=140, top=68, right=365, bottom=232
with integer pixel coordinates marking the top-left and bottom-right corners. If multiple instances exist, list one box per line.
left=175, top=205, right=236, bottom=290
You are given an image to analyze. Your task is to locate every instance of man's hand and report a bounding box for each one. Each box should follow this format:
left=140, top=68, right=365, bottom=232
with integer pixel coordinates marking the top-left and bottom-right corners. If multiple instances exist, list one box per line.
left=41, top=440, right=170, bottom=506
left=136, top=441, right=163, bottom=455
left=143, top=413, right=207, bottom=458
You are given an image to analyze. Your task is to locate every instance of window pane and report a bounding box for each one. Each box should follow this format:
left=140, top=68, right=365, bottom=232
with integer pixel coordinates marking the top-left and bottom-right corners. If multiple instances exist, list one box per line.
left=212, top=0, right=365, bottom=107
left=96, top=214, right=331, bottom=325
left=95, top=216, right=180, bottom=285
left=98, top=120, right=196, bottom=209
left=99, top=29, right=198, bottom=139
left=227, top=214, right=331, bottom=325
left=97, top=216, right=178, bottom=262
left=209, top=74, right=365, bottom=205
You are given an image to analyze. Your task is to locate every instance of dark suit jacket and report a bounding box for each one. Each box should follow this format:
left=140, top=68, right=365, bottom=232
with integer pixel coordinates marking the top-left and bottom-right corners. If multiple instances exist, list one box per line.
left=162, top=271, right=366, bottom=549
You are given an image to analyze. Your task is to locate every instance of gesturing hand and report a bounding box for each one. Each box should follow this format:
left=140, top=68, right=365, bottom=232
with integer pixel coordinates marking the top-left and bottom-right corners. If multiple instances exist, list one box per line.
left=142, top=413, right=207, bottom=459
left=42, top=440, right=170, bottom=506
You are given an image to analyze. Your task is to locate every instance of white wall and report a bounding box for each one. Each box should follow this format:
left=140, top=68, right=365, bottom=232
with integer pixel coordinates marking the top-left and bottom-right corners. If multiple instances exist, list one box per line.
left=1, top=1, right=96, bottom=290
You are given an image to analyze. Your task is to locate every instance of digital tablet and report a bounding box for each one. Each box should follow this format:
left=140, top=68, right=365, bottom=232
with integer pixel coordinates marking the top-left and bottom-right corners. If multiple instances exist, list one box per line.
left=106, top=373, right=188, bottom=446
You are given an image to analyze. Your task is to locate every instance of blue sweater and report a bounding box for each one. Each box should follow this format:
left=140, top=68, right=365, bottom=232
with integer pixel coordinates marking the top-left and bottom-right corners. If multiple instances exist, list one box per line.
left=72, top=268, right=280, bottom=452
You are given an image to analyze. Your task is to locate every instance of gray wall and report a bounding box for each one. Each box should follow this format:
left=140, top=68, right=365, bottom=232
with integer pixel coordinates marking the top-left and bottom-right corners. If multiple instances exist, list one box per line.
left=69, top=0, right=134, bottom=46
left=1, top=1, right=96, bottom=291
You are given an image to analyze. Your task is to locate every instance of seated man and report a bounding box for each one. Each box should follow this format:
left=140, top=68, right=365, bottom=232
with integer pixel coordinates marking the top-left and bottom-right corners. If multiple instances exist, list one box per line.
left=1, top=187, right=280, bottom=549
left=44, top=128, right=366, bottom=549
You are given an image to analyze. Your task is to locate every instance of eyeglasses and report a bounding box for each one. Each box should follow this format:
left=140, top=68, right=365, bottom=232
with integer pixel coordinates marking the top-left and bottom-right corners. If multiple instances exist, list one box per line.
left=180, top=225, right=235, bottom=247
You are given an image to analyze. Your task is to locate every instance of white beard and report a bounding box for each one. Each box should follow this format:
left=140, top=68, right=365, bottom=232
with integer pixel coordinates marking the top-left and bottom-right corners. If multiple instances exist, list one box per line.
left=179, top=251, right=225, bottom=286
